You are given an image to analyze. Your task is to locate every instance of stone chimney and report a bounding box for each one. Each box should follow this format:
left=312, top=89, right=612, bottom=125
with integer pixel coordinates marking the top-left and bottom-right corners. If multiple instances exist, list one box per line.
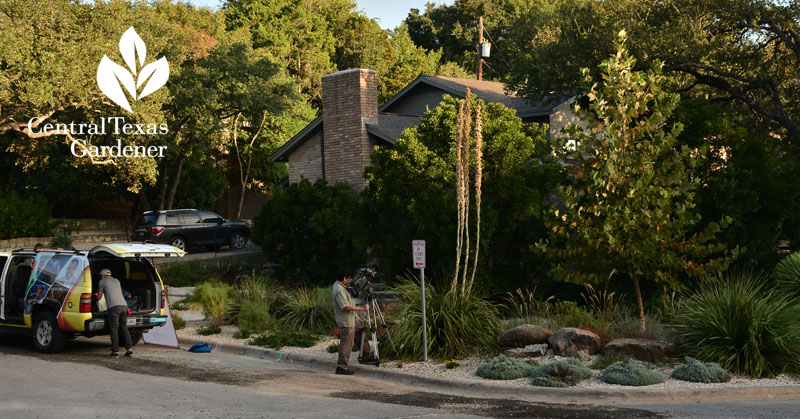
left=322, top=69, right=378, bottom=190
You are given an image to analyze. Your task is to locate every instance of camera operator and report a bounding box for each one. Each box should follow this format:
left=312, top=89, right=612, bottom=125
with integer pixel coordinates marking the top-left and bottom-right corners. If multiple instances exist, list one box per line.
left=332, top=267, right=371, bottom=375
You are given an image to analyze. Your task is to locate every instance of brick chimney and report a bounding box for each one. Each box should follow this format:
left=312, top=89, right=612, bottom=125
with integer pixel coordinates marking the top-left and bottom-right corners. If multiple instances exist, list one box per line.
left=322, top=69, right=378, bottom=190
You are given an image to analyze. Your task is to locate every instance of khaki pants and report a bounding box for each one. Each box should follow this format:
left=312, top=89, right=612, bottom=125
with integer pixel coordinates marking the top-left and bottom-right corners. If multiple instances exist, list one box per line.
left=337, top=320, right=371, bottom=370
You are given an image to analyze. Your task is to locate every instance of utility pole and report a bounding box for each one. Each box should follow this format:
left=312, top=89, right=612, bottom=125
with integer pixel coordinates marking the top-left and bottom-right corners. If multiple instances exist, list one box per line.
left=477, top=16, right=484, bottom=81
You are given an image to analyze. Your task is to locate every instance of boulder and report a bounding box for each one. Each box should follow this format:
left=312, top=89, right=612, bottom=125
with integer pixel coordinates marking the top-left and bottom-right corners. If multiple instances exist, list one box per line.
left=498, top=325, right=553, bottom=348
left=521, top=343, right=548, bottom=357
left=548, top=328, right=601, bottom=357
left=503, top=349, right=523, bottom=358
left=600, top=338, right=677, bottom=363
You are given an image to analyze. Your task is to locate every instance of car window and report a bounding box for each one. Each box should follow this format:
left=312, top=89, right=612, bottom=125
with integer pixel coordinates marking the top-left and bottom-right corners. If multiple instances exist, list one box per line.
left=136, top=214, right=157, bottom=226
left=165, top=213, right=184, bottom=225
left=182, top=212, right=203, bottom=224
left=198, top=211, right=223, bottom=224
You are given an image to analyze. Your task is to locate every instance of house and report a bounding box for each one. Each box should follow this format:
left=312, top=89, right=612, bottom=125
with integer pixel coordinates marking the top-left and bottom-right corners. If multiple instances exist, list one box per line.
left=269, top=68, right=578, bottom=189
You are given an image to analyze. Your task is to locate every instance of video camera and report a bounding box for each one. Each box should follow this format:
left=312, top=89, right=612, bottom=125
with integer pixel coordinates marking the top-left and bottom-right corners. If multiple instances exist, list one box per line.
left=346, top=264, right=381, bottom=299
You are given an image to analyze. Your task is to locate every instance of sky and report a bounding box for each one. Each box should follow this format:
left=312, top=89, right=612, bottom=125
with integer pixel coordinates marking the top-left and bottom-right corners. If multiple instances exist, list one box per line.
left=184, top=0, right=453, bottom=30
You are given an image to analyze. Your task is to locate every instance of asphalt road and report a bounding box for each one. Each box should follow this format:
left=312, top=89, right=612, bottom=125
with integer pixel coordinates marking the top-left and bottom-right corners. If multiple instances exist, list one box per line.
left=0, top=334, right=798, bottom=418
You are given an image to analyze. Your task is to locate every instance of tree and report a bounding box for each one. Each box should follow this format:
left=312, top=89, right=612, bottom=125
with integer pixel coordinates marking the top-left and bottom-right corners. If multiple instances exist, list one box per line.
left=364, top=95, right=557, bottom=290
left=539, top=32, right=734, bottom=331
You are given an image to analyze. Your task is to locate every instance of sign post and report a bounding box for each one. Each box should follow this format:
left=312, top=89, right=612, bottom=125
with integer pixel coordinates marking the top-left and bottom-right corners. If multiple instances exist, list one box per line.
left=412, top=240, right=427, bottom=362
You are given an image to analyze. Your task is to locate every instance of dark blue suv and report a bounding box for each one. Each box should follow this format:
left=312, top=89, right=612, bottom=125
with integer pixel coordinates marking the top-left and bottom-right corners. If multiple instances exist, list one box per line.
left=133, top=209, right=250, bottom=252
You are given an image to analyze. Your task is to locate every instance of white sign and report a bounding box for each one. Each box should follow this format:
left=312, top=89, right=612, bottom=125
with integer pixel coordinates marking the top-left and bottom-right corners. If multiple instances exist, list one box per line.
left=413, top=240, right=426, bottom=269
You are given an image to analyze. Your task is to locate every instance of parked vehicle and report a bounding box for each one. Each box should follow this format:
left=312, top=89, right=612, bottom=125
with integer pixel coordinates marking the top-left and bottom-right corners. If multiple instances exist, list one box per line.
left=133, top=209, right=250, bottom=252
left=0, top=243, right=182, bottom=353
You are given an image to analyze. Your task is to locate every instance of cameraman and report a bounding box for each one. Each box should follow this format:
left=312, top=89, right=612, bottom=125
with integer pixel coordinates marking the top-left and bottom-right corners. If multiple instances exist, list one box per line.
left=332, top=267, right=371, bottom=375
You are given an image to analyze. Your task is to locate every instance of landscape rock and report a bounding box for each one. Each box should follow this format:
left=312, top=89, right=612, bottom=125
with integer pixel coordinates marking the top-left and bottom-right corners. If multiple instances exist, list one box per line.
left=503, top=349, right=523, bottom=358
left=600, top=338, right=678, bottom=363
left=521, top=343, right=548, bottom=357
left=576, top=349, right=592, bottom=364
left=548, top=328, right=602, bottom=357
left=498, top=325, right=553, bottom=348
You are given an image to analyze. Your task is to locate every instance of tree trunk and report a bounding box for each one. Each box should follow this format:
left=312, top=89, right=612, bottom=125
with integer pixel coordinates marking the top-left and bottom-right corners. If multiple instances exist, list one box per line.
left=632, top=274, right=647, bottom=332
left=157, top=161, right=169, bottom=210
left=165, top=152, right=187, bottom=210
left=137, top=190, right=151, bottom=212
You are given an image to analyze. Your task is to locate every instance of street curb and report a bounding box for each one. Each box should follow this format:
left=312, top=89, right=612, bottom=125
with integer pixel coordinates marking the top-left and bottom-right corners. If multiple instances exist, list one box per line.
left=176, top=336, right=800, bottom=404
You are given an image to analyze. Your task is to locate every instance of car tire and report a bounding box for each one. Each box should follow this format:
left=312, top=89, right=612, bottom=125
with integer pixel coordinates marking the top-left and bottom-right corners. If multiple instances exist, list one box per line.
left=230, top=231, right=247, bottom=250
left=32, top=312, right=66, bottom=353
left=129, top=331, right=143, bottom=346
left=170, top=236, right=188, bottom=252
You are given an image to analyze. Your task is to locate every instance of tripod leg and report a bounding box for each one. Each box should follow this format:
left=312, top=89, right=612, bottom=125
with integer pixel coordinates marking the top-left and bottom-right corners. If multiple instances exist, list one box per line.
left=372, top=297, right=398, bottom=357
left=370, top=307, right=379, bottom=361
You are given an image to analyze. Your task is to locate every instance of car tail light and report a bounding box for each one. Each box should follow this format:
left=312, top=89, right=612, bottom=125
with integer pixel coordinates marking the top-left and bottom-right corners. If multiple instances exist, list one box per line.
left=161, top=290, right=166, bottom=309
left=151, top=227, right=164, bottom=235
left=80, top=293, right=92, bottom=313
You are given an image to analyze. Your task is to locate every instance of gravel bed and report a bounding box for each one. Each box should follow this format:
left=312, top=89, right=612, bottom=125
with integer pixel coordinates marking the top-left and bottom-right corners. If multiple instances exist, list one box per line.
left=170, top=305, right=800, bottom=391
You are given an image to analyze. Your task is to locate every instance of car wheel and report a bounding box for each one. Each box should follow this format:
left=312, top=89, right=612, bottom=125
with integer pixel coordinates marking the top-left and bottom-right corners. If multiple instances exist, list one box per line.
left=33, top=312, right=66, bottom=353
left=230, top=231, right=247, bottom=250
left=129, top=331, right=143, bottom=346
left=170, top=236, right=187, bottom=251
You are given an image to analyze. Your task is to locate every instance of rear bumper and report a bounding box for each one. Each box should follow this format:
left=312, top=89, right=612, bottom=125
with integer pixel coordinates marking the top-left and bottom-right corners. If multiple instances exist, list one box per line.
left=85, top=314, right=169, bottom=333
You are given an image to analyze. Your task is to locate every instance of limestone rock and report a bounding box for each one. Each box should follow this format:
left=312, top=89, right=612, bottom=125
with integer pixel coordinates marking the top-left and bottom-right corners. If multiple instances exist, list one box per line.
left=576, top=349, right=592, bottom=364
left=548, top=328, right=601, bottom=357
left=498, top=325, right=553, bottom=348
left=503, top=349, right=523, bottom=358
left=521, top=343, right=548, bottom=357
left=601, top=338, right=677, bottom=363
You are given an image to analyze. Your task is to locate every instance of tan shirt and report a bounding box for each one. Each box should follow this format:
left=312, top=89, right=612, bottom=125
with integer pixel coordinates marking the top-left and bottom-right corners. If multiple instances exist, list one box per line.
left=332, top=281, right=355, bottom=328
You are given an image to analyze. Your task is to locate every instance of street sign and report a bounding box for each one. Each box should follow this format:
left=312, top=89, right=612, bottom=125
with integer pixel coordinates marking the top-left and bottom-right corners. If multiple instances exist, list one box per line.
left=413, top=240, right=426, bottom=269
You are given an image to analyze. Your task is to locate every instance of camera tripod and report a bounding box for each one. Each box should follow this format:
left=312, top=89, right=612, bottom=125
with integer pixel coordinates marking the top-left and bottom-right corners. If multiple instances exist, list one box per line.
left=358, top=294, right=397, bottom=367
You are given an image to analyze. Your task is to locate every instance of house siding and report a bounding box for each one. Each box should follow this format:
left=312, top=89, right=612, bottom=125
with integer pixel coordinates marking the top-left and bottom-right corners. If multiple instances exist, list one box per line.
left=381, top=84, right=448, bottom=116
left=288, top=130, right=323, bottom=183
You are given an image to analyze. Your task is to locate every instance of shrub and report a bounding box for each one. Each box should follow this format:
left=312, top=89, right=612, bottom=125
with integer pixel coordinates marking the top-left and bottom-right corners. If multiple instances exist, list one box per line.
left=171, top=312, right=186, bottom=330
left=192, top=281, right=233, bottom=325
left=327, top=343, right=339, bottom=353
left=0, top=190, right=55, bottom=240
left=675, top=271, right=800, bottom=377
left=530, top=358, right=593, bottom=387
left=445, top=359, right=460, bottom=369
left=198, top=324, right=222, bottom=336
left=252, top=178, right=367, bottom=285
left=248, top=330, right=320, bottom=349
left=671, top=357, right=732, bottom=383
left=530, top=376, right=569, bottom=388
left=475, top=355, right=536, bottom=380
left=599, top=359, right=665, bottom=386
left=233, top=329, right=251, bottom=339
left=280, top=286, right=335, bottom=334
left=170, top=300, right=190, bottom=311
left=775, top=252, right=800, bottom=298
left=49, top=222, right=77, bottom=249
left=236, top=299, right=274, bottom=333
left=390, top=277, right=503, bottom=360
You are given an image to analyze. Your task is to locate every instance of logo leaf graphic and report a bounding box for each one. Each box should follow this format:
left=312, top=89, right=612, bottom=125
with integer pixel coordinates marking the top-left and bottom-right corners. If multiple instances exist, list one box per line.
left=97, top=56, right=136, bottom=112
left=137, top=57, right=170, bottom=99
left=119, top=27, right=146, bottom=75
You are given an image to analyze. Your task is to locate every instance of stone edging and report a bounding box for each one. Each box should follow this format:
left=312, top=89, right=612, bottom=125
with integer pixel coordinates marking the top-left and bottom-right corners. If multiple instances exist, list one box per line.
left=176, top=336, right=800, bottom=405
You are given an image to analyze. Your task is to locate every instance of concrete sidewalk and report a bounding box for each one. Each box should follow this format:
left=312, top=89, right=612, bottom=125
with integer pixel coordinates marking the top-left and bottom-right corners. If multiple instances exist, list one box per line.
left=174, top=336, right=800, bottom=406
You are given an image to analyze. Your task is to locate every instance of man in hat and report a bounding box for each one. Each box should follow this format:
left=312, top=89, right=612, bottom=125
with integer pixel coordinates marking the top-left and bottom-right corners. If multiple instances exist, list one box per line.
left=95, top=268, right=132, bottom=357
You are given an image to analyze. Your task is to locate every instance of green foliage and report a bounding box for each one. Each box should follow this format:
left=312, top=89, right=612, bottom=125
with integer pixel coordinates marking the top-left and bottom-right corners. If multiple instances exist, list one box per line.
left=160, top=259, right=264, bottom=287
left=170, top=300, right=190, bottom=311
left=252, top=178, right=366, bottom=285
left=591, top=354, right=632, bottom=370
left=675, top=271, right=800, bottom=377
left=171, top=312, right=186, bottom=330
left=390, top=276, right=503, bottom=360
left=192, top=281, right=234, bottom=325
left=327, top=343, right=339, bottom=353
left=49, top=222, right=78, bottom=249
left=671, top=357, right=732, bottom=383
left=530, top=358, right=593, bottom=387
left=279, top=286, right=336, bottom=334
left=599, top=359, right=665, bottom=386
left=475, top=355, right=536, bottom=380
left=228, top=274, right=281, bottom=320
left=0, top=190, right=55, bottom=240
left=233, top=329, right=251, bottom=339
left=236, top=299, right=275, bottom=333
left=248, top=330, right=320, bottom=350
left=539, top=32, right=733, bottom=330
left=364, top=94, right=558, bottom=289
left=445, top=359, right=460, bottom=369
left=776, top=252, right=800, bottom=298
left=198, top=324, right=222, bottom=336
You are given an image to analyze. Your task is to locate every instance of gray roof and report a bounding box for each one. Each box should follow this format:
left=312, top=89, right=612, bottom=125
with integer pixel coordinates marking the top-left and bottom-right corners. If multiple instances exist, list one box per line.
left=380, top=75, right=575, bottom=118
left=365, top=114, right=422, bottom=145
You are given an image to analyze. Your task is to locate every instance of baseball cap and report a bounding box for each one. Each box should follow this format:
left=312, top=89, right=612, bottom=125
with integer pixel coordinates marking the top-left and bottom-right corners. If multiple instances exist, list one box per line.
left=99, top=269, right=111, bottom=277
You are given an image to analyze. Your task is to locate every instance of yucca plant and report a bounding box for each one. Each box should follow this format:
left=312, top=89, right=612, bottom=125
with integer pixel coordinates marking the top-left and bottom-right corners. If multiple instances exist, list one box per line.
left=390, top=276, right=502, bottom=360
left=676, top=271, right=800, bottom=377
left=775, top=252, right=800, bottom=298
left=280, top=286, right=335, bottom=334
